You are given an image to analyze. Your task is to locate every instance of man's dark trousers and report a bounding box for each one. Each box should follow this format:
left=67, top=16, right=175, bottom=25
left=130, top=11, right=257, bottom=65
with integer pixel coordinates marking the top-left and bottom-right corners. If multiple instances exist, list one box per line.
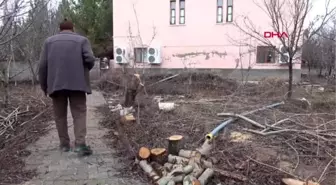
left=50, top=90, right=87, bottom=147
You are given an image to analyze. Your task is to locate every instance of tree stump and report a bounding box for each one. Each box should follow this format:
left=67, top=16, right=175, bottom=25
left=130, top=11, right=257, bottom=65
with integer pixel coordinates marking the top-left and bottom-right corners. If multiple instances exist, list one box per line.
left=167, top=135, right=183, bottom=155
left=138, top=147, right=151, bottom=160
left=150, top=148, right=167, bottom=164
left=124, top=73, right=143, bottom=107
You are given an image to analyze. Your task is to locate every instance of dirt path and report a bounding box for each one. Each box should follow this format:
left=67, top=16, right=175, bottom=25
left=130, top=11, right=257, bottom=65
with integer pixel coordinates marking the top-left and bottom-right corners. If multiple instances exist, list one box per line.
left=20, top=90, right=144, bottom=185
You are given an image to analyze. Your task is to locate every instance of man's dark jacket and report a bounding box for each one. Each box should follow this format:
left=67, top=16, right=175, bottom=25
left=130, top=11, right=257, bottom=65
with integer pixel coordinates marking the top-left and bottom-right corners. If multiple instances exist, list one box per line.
left=38, top=31, right=96, bottom=95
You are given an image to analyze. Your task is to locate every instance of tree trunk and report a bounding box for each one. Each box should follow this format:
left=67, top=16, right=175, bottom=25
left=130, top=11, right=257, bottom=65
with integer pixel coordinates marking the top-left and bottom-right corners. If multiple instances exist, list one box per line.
left=27, top=59, right=37, bottom=85
left=308, top=61, right=311, bottom=72
left=318, top=66, right=323, bottom=77
left=287, top=59, right=293, bottom=99
left=3, top=81, right=9, bottom=107
left=124, top=89, right=137, bottom=107
left=123, top=73, right=141, bottom=107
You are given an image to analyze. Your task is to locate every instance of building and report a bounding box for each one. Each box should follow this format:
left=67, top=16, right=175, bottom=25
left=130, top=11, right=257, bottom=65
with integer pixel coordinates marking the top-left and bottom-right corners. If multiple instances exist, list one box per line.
left=112, top=0, right=301, bottom=81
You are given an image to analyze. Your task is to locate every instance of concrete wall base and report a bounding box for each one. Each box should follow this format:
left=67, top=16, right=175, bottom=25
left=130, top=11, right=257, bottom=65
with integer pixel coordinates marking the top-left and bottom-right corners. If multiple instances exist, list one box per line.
left=104, top=68, right=301, bottom=82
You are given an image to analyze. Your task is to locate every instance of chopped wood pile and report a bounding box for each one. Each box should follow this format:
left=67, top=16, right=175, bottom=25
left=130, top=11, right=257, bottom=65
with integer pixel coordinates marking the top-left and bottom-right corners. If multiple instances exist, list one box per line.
left=136, top=138, right=216, bottom=185
left=111, top=103, right=218, bottom=184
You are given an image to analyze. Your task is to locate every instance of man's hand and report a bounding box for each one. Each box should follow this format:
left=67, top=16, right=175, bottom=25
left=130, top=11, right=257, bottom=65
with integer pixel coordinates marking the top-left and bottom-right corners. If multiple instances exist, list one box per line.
left=82, top=38, right=95, bottom=71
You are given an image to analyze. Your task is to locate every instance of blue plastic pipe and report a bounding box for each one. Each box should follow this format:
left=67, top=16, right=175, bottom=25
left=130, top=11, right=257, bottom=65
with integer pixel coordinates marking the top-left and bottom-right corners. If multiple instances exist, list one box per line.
left=205, top=101, right=284, bottom=140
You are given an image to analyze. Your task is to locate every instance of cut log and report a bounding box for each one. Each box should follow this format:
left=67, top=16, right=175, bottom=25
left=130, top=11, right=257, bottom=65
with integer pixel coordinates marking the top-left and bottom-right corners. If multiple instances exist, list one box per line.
left=120, top=114, right=136, bottom=124
left=188, top=155, right=204, bottom=178
left=172, top=175, right=184, bottom=183
left=167, top=180, right=176, bottom=185
left=151, top=161, right=168, bottom=177
left=196, top=140, right=212, bottom=156
left=164, top=162, right=174, bottom=171
left=157, top=165, right=185, bottom=185
left=198, top=168, right=214, bottom=185
left=208, top=157, right=219, bottom=164
left=168, top=135, right=183, bottom=155
left=168, top=155, right=189, bottom=164
left=151, top=148, right=168, bottom=164
left=182, top=165, right=194, bottom=174
left=190, top=163, right=203, bottom=178
left=139, top=147, right=151, bottom=160
left=156, top=177, right=171, bottom=185
left=139, top=160, right=160, bottom=182
left=183, top=175, right=200, bottom=185
left=178, top=150, right=198, bottom=158
left=200, top=159, right=213, bottom=168
left=188, top=154, right=202, bottom=165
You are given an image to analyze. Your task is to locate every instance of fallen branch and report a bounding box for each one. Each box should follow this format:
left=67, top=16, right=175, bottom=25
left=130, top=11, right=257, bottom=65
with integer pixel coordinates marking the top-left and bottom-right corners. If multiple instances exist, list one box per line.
left=248, top=157, right=299, bottom=179
left=243, top=128, right=332, bottom=141
left=148, top=74, right=180, bottom=87
left=20, top=106, right=51, bottom=126
left=217, top=113, right=266, bottom=129
left=318, top=157, right=334, bottom=183
left=261, top=118, right=292, bottom=132
left=213, top=168, right=248, bottom=181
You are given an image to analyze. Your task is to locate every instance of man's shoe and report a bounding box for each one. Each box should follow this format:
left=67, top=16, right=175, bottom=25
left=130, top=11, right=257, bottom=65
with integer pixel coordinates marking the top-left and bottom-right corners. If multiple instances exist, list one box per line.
left=59, top=145, right=70, bottom=152
left=74, top=144, right=93, bottom=156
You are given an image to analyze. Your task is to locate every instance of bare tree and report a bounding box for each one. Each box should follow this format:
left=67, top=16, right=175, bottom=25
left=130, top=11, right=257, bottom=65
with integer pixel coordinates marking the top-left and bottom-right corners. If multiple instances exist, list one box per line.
left=302, top=19, right=336, bottom=82
left=0, top=0, right=56, bottom=106
left=231, top=0, right=336, bottom=98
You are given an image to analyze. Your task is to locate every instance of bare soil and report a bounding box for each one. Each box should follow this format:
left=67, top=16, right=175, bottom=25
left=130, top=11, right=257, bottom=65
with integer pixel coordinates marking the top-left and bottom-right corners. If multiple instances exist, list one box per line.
left=0, top=84, right=52, bottom=185
left=97, top=73, right=336, bottom=185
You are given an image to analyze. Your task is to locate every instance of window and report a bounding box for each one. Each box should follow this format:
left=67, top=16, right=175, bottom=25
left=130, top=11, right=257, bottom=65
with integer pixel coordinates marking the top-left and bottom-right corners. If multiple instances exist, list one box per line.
left=217, top=0, right=223, bottom=23
left=170, top=0, right=176, bottom=25
left=226, top=0, right=233, bottom=22
left=134, top=47, right=147, bottom=63
left=256, top=46, right=276, bottom=63
left=179, top=0, right=185, bottom=24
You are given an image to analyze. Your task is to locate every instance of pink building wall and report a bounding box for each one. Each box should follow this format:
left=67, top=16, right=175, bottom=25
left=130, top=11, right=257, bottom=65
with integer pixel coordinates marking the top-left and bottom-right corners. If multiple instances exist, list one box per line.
left=112, top=0, right=301, bottom=75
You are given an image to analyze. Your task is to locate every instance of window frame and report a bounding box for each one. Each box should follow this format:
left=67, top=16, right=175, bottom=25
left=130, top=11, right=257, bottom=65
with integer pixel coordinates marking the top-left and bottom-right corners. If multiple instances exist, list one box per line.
left=216, top=0, right=223, bottom=23
left=170, top=0, right=176, bottom=25
left=226, top=0, right=233, bottom=22
left=179, top=0, right=185, bottom=24
left=134, top=47, right=148, bottom=63
left=256, top=46, right=277, bottom=64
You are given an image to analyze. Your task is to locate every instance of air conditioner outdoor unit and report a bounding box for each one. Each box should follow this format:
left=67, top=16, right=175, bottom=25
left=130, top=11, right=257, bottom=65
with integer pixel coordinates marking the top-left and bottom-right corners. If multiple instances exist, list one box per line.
left=278, top=45, right=289, bottom=64
left=114, top=46, right=129, bottom=64
left=146, top=46, right=161, bottom=64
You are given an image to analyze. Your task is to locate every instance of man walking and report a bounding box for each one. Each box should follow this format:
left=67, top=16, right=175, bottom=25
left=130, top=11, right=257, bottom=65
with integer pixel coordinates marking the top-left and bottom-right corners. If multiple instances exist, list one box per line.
left=38, top=19, right=96, bottom=156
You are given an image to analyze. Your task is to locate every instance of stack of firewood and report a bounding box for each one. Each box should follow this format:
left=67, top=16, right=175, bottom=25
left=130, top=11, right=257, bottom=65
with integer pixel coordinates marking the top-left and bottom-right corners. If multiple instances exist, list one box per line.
left=136, top=135, right=217, bottom=185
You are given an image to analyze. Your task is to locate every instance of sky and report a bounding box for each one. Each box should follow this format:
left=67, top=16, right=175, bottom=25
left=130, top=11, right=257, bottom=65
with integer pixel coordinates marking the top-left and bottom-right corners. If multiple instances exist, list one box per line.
left=308, top=0, right=336, bottom=26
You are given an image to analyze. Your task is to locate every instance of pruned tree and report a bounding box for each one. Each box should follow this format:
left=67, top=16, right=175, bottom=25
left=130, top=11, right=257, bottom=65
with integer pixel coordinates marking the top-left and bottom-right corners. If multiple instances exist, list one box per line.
left=231, top=0, right=336, bottom=98
left=14, top=0, right=61, bottom=85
